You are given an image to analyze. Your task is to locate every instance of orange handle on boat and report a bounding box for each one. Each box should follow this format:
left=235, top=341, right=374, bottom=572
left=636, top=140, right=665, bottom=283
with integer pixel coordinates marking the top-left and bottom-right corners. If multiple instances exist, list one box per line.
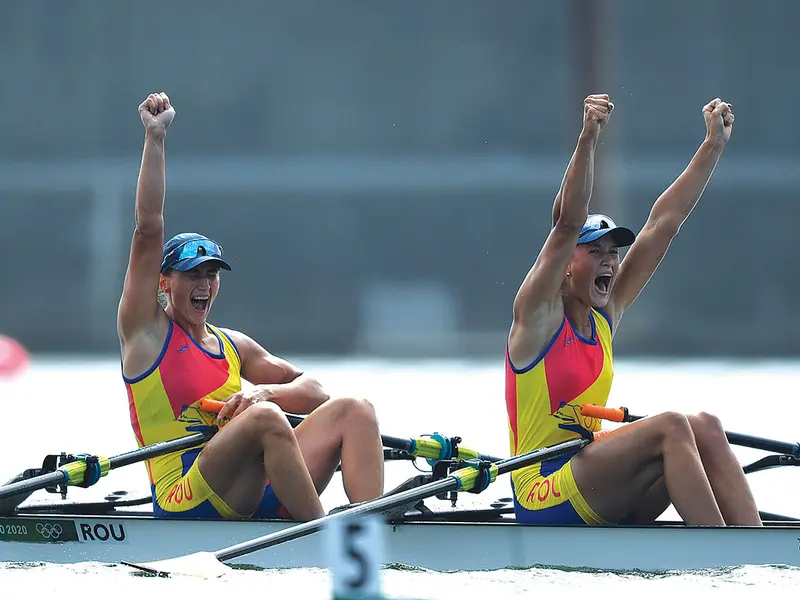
left=199, top=399, right=226, bottom=414
left=199, top=398, right=307, bottom=429
left=580, top=404, right=629, bottom=423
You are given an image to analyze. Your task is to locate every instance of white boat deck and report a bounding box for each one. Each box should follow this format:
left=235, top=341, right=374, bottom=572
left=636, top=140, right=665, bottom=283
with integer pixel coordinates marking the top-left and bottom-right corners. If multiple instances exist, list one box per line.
left=2, top=507, right=799, bottom=573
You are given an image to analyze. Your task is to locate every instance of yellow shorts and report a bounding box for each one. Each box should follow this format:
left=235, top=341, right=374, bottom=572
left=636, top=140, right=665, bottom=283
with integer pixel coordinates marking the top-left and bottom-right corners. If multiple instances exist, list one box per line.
left=153, top=454, right=289, bottom=520
left=512, top=453, right=608, bottom=525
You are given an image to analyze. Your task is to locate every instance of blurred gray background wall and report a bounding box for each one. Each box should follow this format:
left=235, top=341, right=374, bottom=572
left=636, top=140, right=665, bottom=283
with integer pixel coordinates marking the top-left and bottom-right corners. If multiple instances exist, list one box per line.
left=0, top=0, right=797, bottom=358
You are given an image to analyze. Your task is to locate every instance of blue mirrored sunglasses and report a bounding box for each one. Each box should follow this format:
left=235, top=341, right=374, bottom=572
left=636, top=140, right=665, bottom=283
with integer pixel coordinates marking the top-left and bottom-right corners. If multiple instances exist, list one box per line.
left=163, top=239, right=224, bottom=267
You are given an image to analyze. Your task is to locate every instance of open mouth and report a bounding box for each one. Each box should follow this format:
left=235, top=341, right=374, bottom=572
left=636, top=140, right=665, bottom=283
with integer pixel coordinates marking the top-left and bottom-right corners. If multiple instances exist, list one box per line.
left=594, top=274, right=612, bottom=294
left=191, top=295, right=210, bottom=312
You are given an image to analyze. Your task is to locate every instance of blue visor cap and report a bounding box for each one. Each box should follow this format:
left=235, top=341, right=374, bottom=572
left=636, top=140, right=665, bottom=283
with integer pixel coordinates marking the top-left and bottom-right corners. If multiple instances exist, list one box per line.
left=160, top=233, right=232, bottom=274
left=577, top=214, right=636, bottom=248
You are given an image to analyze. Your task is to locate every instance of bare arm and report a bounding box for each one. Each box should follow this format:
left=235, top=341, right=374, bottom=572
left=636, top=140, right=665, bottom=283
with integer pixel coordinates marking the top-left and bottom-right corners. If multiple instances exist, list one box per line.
left=117, top=93, right=176, bottom=343
left=508, top=95, right=613, bottom=367
left=220, top=329, right=330, bottom=417
left=607, top=99, right=734, bottom=326
left=551, top=163, right=569, bottom=227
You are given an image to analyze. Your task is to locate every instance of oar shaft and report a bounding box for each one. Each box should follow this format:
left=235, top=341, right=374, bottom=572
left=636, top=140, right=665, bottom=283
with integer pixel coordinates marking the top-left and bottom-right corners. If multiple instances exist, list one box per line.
left=106, top=432, right=212, bottom=469
left=723, top=432, right=800, bottom=457
left=284, top=410, right=412, bottom=452
left=201, top=399, right=500, bottom=462
left=0, top=471, right=67, bottom=501
left=0, top=431, right=212, bottom=501
left=379, top=433, right=415, bottom=453
left=214, top=437, right=589, bottom=562
left=283, top=410, right=416, bottom=454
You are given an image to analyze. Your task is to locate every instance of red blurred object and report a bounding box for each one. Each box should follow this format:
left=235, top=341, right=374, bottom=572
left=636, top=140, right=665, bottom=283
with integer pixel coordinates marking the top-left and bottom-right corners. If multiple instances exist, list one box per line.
left=0, top=335, right=30, bottom=378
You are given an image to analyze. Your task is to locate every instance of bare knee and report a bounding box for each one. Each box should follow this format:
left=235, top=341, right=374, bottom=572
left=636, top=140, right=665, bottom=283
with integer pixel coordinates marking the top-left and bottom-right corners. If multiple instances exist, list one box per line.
left=242, top=402, right=294, bottom=442
left=689, top=411, right=724, bottom=434
left=688, top=411, right=727, bottom=449
left=653, top=411, right=695, bottom=450
left=330, top=397, right=379, bottom=428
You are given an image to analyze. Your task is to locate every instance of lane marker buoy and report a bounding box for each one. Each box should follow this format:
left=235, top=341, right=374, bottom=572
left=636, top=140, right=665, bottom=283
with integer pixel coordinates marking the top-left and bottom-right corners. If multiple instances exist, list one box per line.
left=0, top=335, right=30, bottom=378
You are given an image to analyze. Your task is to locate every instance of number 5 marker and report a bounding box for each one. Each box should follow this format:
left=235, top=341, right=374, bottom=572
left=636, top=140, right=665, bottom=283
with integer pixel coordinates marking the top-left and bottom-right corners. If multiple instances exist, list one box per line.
left=324, top=514, right=384, bottom=600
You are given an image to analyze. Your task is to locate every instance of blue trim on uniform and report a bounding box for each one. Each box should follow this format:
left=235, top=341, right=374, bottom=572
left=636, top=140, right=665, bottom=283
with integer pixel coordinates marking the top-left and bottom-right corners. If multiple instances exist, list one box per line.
left=206, top=326, right=225, bottom=357
left=122, top=320, right=175, bottom=384
left=152, top=484, right=286, bottom=520
left=153, top=497, right=221, bottom=519
left=167, top=321, right=225, bottom=359
left=593, top=307, right=613, bottom=333
left=217, top=328, right=241, bottom=363
left=539, top=449, right=579, bottom=478
left=177, top=322, right=225, bottom=358
left=251, top=484, right=284, bottom=519
left=507, top=317, right=566, bottom=374
left=151, top=449, right=287, bottom=520
left=513, top=494, right=586, bottom=525
left=180, top=448, right=202, bottom=474
left=567, top=311, right=597, bottom=345
left=510, top=476, right=586, bottom=525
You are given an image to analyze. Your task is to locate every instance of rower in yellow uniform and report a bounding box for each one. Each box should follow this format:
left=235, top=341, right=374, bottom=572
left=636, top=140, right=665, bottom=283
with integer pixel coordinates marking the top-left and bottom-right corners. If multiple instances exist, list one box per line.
left=505, top=261, right=618, bottom=524
left=118, top=92, right=385, bottom=521
left=505, top=94, right=762, bottom=526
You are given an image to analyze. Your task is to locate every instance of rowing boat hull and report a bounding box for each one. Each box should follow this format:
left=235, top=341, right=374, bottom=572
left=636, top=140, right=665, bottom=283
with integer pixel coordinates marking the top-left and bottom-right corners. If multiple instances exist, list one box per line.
left=1, top=512, right=799, bottom=572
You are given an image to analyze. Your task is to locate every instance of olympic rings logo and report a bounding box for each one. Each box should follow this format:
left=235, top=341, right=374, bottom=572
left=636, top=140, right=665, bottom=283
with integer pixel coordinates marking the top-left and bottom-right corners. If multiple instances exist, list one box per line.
left=36, top=523, right=63, bottom=539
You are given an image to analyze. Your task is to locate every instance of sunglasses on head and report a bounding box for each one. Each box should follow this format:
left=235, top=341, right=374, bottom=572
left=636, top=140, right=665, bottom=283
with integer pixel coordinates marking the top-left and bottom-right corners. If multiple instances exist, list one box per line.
left=579, top=214, right=616, bottom=238
left=162, top=239, right=224, bottom=269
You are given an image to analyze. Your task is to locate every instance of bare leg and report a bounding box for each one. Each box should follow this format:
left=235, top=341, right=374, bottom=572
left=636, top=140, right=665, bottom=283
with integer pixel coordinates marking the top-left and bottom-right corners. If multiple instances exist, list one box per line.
left=294, top=397, right=384, bottom=503
left=197, top=402, right=324, bottom=521
left=622, top=477, right=670, bottom=524
left=571, top=411, right=725, bottom=525
left=620, top=413, right=762, bottom=526
left=688, top=412, right=762, bottom=526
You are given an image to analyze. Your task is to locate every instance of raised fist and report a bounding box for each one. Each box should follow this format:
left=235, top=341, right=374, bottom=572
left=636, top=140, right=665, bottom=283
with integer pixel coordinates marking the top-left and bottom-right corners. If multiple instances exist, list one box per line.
left=703, top=98, right=734, bottom=145
left=582, top=94, right=614, bottom=138
left=139, top=92, right=175, bottom=136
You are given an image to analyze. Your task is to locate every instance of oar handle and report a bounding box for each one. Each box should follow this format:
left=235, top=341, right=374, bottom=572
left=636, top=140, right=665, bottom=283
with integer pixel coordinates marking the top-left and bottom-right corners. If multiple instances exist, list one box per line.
left=199, top=399, right=304, bottom=428
left=198, top=399, right=230, bottom=417
left=580, top=404, right=632, bottom=423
